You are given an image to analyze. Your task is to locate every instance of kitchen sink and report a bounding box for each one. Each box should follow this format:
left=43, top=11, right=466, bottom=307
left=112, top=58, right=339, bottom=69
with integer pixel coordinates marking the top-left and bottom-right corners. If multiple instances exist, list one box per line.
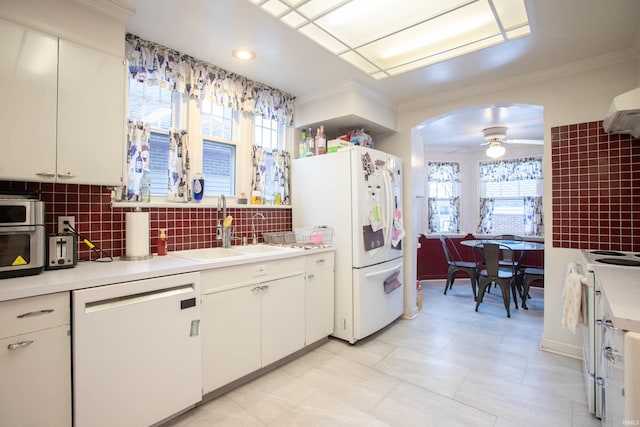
left=170, top=247, right=245, bottom=261
left=169, top=244, right=302, bottom=262
left=232, top=244, right=300, bottom=254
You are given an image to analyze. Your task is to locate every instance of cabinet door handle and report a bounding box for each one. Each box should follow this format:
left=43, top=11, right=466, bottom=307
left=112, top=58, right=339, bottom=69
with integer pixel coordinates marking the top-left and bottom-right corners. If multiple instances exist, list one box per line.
left=315, top=259, right=326, bottom=265
left=251, top=286, right=262, bottom=292
left=261, top=285, right=269, bottom=291
left=8, top=340, right=34, bottom=351
left=307, top=274, right=315, bottom=280
left=57, top=172, right=76, bottom=179
left=17, top=309, right=55, bottom=318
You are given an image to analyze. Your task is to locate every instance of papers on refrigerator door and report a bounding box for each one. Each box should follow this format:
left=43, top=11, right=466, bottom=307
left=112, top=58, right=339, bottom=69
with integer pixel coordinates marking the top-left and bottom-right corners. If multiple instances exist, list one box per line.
left=383, top=271, right=401, bottom=294
left=363, top=225, right=384, bottom=251
left=391, top=208, right=406, bottom=248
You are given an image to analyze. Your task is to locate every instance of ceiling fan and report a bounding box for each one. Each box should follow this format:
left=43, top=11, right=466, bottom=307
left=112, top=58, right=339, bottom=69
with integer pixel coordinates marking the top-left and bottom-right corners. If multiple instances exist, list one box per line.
left=481, top=126, right=543, bottom=158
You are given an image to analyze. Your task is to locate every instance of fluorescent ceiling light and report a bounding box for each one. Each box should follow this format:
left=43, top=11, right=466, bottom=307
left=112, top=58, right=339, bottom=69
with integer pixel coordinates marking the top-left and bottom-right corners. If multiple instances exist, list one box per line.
left=249, top=0, right=530, bottom=79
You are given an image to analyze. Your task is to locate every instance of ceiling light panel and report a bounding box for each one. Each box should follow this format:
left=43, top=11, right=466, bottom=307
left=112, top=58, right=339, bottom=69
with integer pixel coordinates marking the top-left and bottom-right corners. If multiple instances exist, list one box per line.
left=385, top=34, right=504, bottom=76
left=492, top=0, right=529, bottom=31
left=298, top=23, right=348, bottom=54
left=260, top=0, right=290, bottom=17
left=315, top=0, right=471, bottom=48
left=281, top=0, right=306, bottom=6
left=339, top=51, right=380, bottom=74
left=297, top=0, right=346, bottom=19
left=357, top=2, right=499, bottom=70
left=246, top=0, right=530, bottom=78
left=280, top=10, right=307, bottom=28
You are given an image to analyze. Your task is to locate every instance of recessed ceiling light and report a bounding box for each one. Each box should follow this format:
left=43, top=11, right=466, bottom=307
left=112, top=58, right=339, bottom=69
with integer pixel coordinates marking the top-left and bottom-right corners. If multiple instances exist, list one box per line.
left=232, top=49, right=256, bottom=60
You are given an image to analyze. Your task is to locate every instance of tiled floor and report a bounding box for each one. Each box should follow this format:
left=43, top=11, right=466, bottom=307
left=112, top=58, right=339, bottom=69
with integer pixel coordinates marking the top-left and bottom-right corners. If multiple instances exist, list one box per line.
left=167, top=280, right=601, bottom=426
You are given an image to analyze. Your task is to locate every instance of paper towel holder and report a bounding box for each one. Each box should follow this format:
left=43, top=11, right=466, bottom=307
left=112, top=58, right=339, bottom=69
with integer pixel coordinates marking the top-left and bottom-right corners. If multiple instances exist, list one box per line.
left=120, top=207, right=153, bottom=261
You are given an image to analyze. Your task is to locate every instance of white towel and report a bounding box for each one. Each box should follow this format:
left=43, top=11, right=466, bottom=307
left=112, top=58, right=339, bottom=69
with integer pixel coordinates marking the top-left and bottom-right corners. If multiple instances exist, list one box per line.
left=562, top=262, right=585, bottom=333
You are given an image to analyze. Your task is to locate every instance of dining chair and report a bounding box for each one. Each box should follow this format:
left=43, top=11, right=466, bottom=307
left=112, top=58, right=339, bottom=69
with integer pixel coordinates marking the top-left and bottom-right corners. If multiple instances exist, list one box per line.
left=521, top=267, right=544, bottom=309
left=474, top=243, right=519, bottom=317
left=439, top=235, right=478, bottom=300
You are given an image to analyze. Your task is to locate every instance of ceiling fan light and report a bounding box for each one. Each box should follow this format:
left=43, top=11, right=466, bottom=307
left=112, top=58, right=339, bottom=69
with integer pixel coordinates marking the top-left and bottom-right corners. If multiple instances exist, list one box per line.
left=486, top=143, right=506, bottom=158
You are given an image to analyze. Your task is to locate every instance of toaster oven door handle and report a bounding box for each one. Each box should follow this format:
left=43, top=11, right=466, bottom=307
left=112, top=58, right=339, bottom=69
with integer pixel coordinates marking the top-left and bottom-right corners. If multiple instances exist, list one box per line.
left=17, top=309, right=55, bottom=318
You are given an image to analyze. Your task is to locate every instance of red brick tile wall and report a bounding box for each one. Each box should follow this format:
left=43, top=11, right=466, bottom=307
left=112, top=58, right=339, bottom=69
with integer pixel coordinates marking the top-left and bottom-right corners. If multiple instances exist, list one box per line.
left=551, top=121, right=640, bottom=251
left=0, top=181, right=292, bottom=260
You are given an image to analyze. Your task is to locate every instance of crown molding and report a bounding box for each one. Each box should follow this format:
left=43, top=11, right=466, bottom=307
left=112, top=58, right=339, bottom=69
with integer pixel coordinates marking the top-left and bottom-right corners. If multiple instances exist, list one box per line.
left=399, top=49, right=639, bottom=112
left=71, top=0, right=134, bottom=22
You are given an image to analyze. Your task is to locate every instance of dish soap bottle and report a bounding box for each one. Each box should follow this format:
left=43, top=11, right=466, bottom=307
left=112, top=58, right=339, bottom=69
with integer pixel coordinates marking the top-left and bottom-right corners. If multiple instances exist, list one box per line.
left=158, top=229, right=167, bottom=256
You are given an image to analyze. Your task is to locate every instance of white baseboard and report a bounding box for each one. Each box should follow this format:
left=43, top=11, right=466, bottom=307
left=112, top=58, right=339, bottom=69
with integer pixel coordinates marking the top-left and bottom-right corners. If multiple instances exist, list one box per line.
left=540, top=336, right=583, bottom=359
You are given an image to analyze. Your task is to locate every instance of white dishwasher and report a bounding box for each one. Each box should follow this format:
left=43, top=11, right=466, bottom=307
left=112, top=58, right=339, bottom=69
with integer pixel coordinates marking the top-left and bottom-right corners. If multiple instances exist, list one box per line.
left=72, top=272, right=202, bottom=427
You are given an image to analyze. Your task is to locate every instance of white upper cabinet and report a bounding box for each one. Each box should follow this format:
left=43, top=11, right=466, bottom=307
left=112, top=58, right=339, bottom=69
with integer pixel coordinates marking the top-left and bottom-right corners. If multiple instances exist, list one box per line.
left=0, top=18, right=125, bottom=186
left=0, top=18, right=58, bottom=181
left=57, top=39, right=125, bottom=186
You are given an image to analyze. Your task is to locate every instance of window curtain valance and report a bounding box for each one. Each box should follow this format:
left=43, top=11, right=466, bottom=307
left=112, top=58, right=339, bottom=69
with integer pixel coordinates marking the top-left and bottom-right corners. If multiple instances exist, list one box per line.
left=479, top=157, right=542, bottom=182
left=125, top=33, right=295, bottom=126
left=427, top=161, right=461, bottom=183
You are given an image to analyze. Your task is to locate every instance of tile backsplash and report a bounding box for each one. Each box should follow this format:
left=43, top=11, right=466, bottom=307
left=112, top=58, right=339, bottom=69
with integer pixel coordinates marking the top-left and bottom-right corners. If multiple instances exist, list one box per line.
left=551, top=121, right=640, bottom=251
left=0, top=181, right=292, bottom=260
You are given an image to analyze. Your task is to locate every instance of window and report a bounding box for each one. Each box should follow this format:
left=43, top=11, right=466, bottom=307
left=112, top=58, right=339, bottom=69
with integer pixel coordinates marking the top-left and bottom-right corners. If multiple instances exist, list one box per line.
left=477, top=157, right=543, bottom=236
left=128, top=78, right=172, bottom=196
left=427, top=162, right=461, bottom=233
left=254, top=116, right=282, bottom=151
left=201, top=100, right=236, bottom=196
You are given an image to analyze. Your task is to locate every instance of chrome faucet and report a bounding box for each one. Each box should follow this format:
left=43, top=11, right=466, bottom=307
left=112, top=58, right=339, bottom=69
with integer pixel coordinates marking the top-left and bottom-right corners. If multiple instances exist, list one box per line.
left=217, top=194, right=227, bottom=245
left=251, top=213, right=266, bottom=245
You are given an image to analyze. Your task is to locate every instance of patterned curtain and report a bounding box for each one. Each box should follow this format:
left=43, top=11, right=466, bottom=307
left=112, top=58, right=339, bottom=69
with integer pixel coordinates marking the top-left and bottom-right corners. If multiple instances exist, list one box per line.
left=251, top=145, right=267, bottom=203
left=427, top=162, right=461, bottom=233
left=126, top=120, right=151, bottom=202
left=168, top=130, right=190, bottom=202
left=427, top=197, right=437, bottom=233
left=479, top=157, right=543, bottom=181
left=271, top=149, right=290, bottom=205
left=477, top=198, right=495, bottom=234
left=427, top=197, right=460, bottom=233
left=125, top=34, right=295, bottom=126
left=524, top=196, right=544, bottom=236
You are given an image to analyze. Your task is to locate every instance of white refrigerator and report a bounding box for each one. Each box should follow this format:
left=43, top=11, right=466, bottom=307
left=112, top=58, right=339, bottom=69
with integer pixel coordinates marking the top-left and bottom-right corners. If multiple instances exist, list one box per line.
left=292, top=146, right=404, bottom=343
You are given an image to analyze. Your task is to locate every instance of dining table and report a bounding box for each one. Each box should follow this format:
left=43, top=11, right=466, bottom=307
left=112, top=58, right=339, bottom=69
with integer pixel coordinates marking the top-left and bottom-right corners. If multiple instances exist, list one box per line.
left=460, top=239, right=545, bottom=307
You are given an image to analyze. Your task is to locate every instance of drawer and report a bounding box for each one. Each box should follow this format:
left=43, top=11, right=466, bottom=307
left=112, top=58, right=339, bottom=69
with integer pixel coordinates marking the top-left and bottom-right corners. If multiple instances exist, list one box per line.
left=201, top=257, right=305, bottom=293
left=306, top=251, right=335, bottom=271
left=0, top=292, right=70, bottom=339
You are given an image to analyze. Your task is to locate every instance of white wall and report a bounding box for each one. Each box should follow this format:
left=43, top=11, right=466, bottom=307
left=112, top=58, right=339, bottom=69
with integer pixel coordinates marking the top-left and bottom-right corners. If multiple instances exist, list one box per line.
left=377, top=57, right=640, bottom=357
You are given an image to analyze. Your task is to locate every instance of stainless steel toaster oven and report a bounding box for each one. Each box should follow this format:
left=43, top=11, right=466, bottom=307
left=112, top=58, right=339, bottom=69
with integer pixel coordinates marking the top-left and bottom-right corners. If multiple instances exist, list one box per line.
left=0, top=197, right=46, bottom=279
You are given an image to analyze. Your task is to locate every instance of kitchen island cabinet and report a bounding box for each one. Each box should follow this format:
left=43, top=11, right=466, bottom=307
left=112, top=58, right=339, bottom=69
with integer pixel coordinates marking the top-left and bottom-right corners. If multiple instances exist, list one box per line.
left=200, top=257, right=306, bottom=394
left=0, top=17, right=125, bottom=186
left=0, top=292, right=71, bottom=427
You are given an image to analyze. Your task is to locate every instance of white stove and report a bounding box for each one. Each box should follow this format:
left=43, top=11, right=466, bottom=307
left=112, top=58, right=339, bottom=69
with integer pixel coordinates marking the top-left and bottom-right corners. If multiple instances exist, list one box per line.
left=578, top=248, right=640, bottom=420
left=581, top=249, right=640, bottom=269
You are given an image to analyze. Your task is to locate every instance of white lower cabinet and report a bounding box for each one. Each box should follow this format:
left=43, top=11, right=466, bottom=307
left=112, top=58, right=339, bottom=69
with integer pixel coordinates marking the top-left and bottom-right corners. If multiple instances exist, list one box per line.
left=0, top=293, right=71, bottom=427
left=201, top=257, right=307, bottom=394
left=305, top=252, right=335, bottom=344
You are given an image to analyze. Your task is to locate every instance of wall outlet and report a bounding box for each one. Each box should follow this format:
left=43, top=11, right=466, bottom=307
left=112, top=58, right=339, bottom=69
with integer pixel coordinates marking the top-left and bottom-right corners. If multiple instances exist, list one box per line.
left=58, top=216, right=75, bottom=234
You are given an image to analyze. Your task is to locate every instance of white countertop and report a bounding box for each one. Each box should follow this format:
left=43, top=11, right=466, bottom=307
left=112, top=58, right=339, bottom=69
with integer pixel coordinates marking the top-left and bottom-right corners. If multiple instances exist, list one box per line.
left=594, top=265, right=640, bottom=333
left=0, top=246, right=333, bottom=302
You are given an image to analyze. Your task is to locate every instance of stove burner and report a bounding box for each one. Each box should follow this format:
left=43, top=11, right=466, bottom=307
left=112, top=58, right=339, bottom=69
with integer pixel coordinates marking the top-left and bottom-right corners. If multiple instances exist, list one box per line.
left=590, top=250, right=626, bottom=256
left=595, top=258, right=640, bottom=267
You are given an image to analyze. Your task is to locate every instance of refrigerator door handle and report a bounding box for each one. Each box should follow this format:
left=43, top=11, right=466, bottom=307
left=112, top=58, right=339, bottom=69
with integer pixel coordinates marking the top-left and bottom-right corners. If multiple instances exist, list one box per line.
left=363, top=261, right=403, bottom=278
